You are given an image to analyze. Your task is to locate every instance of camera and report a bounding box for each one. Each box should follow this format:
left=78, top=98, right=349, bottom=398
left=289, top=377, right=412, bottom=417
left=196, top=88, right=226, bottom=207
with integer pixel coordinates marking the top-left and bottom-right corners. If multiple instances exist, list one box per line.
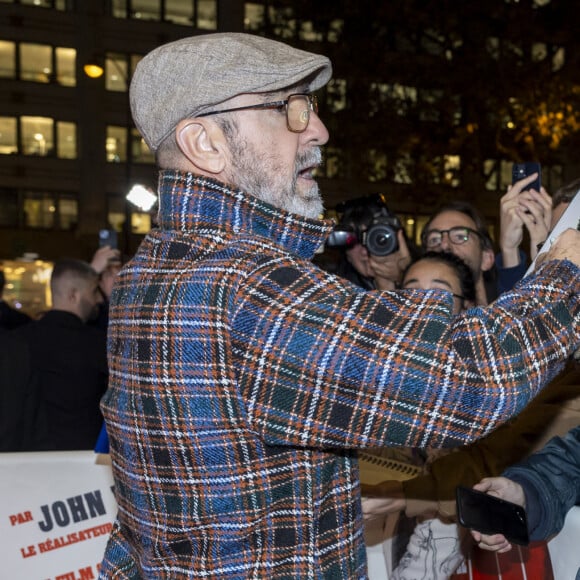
left=327, top=206, right=402, bottom=256
left=361, top=208, right=401, bottom=256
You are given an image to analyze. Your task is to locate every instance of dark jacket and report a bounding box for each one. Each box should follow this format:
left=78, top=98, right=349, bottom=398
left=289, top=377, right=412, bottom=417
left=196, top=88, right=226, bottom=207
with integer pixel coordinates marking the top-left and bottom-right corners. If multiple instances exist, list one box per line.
left=10, top=310, right=108, bottom=450
left=505, top=424, right=580, bottom=546
left=0, top=300, right=31, bottom=331
left=0, top=334, right=43, bottom=451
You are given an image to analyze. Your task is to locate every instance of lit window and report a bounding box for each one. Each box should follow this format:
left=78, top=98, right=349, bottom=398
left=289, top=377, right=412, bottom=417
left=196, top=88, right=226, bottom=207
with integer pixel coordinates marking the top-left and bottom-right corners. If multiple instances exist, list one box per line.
left=131, top=129, right=154, bottom=164
left=111, top=0, right=127, bottom=18
left=0, top=117, right=17, bottom=154
left=57, top=121, right=77, bottom=159
left=20, top=0, right=54, bottom=6
left=132, top=0, right=160, bottom=21
left=0, top=40, right=15, bottom=79
left=56, top=47, right=76, bottom=86
left=23, top=192, right=55, bottom=228
left=166, top=0, right=193, bottom=24
left=58, top=197, right=78, bottom=230
left=106, top=54, right=128, bottom=92
left=130, top=54, right=142, bottom=78
left=20, top=190, right=77, bottom=230
left=198, top=0, right=217, bottom=30
left=244, top=3, right=264, bottom=31
left=20, top=43, right=52, bottom=83
left=131, top=212, right=152, bottom=234
left=107, top=194, right=127, bottom=232
left=106, top=126, right=127, bottom=162
left=21, top=116, right=54, bottom=156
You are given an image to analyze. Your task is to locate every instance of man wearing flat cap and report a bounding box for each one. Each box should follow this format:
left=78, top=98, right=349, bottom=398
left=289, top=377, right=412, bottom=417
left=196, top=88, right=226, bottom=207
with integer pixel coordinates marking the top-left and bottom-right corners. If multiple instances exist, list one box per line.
left=100, top=33, right=580, bottom=578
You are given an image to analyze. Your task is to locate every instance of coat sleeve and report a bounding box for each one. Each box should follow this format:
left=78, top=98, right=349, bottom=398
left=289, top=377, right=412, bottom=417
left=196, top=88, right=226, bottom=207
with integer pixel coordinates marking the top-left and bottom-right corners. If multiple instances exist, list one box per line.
left=232, top=257, right=580, bottom=450
left=402, top=365, right=580, bottom=516
left=504, top=424, right=580, bottom=541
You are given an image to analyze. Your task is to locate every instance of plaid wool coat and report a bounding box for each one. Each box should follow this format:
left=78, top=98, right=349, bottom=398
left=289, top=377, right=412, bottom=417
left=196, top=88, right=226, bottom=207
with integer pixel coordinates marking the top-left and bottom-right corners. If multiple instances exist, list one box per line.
left=100, top=171, right=580, bottom=579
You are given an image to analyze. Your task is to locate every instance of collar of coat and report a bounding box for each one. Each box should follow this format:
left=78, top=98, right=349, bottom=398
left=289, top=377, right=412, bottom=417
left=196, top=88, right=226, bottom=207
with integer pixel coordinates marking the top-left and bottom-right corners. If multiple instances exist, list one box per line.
left=156, top=170, right=334, bottom=260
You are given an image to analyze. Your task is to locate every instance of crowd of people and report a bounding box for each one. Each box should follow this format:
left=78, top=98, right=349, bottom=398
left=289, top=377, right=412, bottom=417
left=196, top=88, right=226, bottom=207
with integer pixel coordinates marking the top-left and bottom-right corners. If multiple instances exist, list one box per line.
left=0, top=31, right=579, bottom=580
left=323, top=170, right=579, bottom=578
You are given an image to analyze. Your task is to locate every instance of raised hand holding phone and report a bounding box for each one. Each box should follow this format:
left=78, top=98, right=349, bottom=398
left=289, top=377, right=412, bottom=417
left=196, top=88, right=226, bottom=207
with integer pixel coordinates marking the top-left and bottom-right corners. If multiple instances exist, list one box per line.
left=456, top=483, right=529, bottom=548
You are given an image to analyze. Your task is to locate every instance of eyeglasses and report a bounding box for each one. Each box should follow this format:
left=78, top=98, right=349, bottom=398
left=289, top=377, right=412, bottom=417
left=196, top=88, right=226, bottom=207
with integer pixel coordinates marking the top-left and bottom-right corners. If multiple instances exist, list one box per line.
left=422, top=227, right=482, bottom=249
left=197, top=93, right=318, bottom=133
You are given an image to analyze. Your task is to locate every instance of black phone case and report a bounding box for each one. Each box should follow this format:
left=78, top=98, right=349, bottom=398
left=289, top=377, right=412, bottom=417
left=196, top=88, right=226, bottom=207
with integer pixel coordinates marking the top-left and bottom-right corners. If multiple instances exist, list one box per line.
left=456, top=486, right=529, bottom=546
left=512, top=162, right=541, bottom=192
left=99, top=229, right=118, bottom=249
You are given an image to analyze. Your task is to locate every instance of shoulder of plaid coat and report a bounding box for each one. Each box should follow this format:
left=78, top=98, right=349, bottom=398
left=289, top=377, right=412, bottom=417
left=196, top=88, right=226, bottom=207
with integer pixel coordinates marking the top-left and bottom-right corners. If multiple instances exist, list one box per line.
left=100, top=171, right=580, bottom=578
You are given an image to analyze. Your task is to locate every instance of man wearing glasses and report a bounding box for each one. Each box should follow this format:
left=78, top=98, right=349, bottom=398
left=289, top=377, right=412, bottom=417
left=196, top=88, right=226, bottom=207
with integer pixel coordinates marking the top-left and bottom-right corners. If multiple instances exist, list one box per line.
left=100, top=33, right=580, bottom=578
left=421, top=202, right=496, bottom=305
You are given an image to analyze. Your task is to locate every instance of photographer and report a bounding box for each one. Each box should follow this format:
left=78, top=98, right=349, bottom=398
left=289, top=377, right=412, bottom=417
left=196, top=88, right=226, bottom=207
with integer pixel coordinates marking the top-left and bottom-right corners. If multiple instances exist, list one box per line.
left=331, top=195, right=416, bottom=290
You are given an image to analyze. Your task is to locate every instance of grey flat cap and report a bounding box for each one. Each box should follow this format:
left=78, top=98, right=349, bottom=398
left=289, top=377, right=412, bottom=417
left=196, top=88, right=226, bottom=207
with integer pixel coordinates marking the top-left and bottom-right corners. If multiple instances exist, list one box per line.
left=130, top=32, right=333, bottom=151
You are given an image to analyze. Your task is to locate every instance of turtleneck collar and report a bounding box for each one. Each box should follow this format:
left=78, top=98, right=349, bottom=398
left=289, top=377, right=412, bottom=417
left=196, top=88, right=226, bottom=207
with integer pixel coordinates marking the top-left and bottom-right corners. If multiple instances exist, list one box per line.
left=156, top=170, right=334, bottom=260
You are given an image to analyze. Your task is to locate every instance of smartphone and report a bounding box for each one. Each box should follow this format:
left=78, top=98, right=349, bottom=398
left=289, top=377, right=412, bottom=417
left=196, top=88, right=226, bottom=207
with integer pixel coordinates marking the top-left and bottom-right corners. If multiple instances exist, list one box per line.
left=456, top=485, right=529, bottom=546
left=98, top=228, right=118, bottom=249
left=512, top=162, right=541, bottom=192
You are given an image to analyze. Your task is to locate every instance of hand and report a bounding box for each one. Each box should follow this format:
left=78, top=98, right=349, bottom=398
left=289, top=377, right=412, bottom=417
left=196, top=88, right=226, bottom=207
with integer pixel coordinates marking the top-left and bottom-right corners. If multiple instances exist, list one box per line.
left=469, top=477, right=525, bottom=553
left=537, top=228, right=580, bottom=269
left=91, top=246, right=121, bottom=274
left=361, top=480, right=406, bottom=521
left=369, top=230, right=412, bottom=290
left=500, top=176, right=551, bottom=266
left=518, top=188, right=552, bottom=260
left=471, top=530, right=513, bottom=553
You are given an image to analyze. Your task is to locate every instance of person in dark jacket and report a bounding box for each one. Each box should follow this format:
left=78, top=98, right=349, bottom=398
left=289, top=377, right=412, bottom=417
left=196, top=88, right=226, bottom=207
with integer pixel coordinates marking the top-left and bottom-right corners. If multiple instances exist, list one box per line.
left=9, top=258, right=108, bottom=451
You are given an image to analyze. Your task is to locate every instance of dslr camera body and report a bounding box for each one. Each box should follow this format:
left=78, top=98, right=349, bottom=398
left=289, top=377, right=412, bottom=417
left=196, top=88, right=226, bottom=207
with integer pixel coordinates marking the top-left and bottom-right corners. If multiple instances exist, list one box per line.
left=328, top=206, right=402, bottom=256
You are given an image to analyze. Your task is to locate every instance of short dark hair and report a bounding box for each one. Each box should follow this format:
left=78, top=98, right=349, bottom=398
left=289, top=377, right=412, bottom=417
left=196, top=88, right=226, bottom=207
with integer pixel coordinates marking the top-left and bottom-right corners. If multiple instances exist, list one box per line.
left=50, top=259, right=97, bottom=294
left=422, top=201, right=493, bottom=251
left=403, top=251, right=476, bottom=304
left=338, top=196, right=386, bottom=231
left=552, top=178, right=580, bottom=208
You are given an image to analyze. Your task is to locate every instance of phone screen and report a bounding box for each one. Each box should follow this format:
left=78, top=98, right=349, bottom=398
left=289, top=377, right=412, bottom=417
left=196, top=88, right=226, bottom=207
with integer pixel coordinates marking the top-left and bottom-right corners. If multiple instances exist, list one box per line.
left=512, top=162, right=541, bottom=192
left=456, top=486, right=529, bottom=546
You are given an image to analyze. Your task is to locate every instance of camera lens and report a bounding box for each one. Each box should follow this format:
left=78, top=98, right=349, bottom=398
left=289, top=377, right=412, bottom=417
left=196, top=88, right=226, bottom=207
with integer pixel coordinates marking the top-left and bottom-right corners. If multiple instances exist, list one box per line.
left=364, top=224, right=399, bottom=256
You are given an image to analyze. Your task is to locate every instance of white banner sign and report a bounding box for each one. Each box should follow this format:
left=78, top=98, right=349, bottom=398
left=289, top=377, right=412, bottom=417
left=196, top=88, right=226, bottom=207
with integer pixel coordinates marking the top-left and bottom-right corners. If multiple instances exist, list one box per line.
left=0, top=451, right=117, bottom=580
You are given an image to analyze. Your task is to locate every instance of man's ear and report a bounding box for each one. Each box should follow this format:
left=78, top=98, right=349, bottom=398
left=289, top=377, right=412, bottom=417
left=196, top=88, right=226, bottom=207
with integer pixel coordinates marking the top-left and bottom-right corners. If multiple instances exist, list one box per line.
left=481, top=247, right=495, bottom=272
left=68, top=286, right=80, bottom=305
left=175, top=119, right=227, bottom=175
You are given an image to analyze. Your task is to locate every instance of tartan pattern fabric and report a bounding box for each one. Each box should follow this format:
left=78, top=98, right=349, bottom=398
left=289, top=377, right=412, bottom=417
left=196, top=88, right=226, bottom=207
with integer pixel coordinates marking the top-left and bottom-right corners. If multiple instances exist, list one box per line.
left=100, top=171, right=580, bottom=578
